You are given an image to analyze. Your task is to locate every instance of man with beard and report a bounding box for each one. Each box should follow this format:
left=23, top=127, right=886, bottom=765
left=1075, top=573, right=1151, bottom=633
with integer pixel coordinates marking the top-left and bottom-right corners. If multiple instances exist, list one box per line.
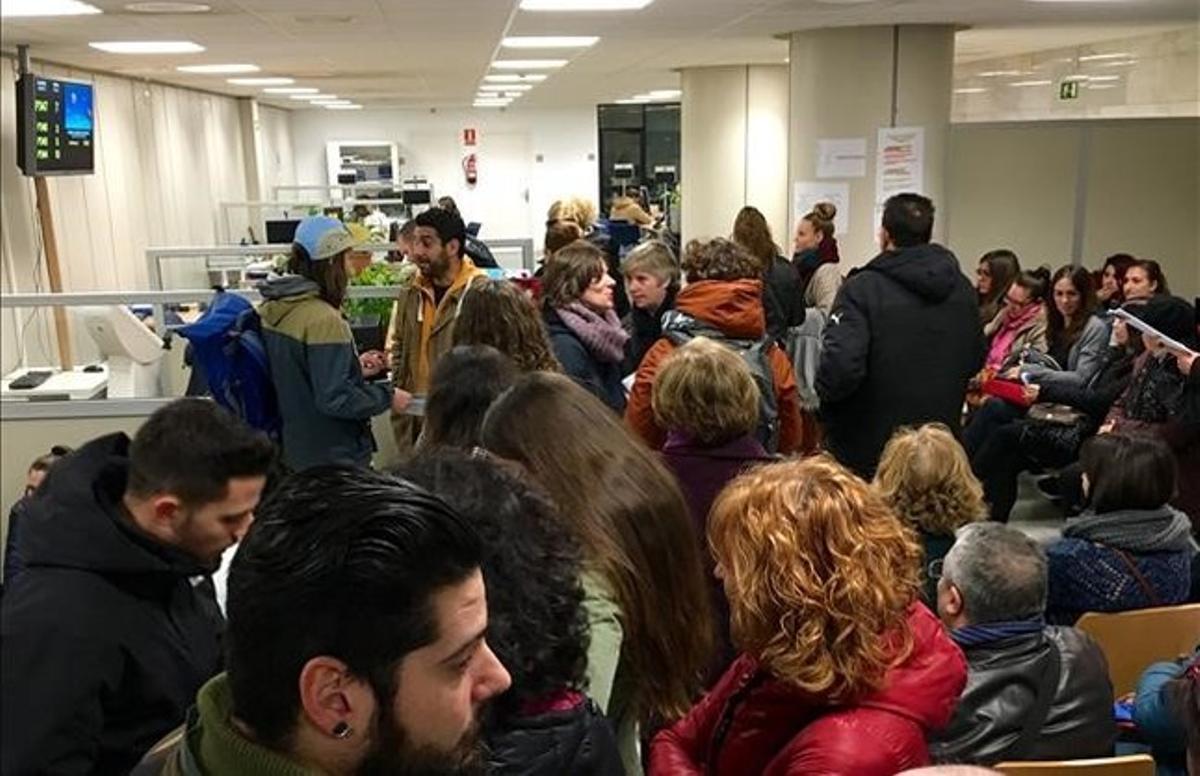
left=133, top=466, right=512, bottom=776
left=388, top=207, right=488, bottom=456
left=2, top=399, right=275, bottom=775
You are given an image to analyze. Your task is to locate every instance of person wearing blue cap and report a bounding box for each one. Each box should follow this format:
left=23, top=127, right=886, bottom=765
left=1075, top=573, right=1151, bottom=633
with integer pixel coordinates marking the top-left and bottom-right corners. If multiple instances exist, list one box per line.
left=258, top=216, right=410, bottom=469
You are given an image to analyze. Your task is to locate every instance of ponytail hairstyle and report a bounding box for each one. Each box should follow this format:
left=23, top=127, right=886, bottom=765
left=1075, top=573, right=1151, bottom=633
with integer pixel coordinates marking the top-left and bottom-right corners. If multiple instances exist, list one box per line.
left=1013, top=266, right=1052, bottom=306
left=803, top=201, right=837, bottom=241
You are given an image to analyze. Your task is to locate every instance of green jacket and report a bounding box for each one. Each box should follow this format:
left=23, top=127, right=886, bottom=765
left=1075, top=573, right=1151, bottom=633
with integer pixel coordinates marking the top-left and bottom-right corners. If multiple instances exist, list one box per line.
left=131, top=674, right=322, bottom=776
left=259, top=275, right=391, bottom=470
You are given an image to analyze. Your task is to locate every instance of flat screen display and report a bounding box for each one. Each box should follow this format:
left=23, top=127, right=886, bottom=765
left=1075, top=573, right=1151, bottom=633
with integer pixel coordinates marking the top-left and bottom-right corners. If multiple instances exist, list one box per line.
left=17, top=74, right=96, bottom=176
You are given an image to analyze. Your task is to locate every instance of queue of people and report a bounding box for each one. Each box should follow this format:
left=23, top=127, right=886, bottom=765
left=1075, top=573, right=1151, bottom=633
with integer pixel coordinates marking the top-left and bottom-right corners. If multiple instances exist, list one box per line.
left=1, top=189, right=1197, bottom=776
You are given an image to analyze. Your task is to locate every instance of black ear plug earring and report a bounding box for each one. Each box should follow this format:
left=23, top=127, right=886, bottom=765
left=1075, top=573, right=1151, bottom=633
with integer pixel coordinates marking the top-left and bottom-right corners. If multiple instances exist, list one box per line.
left=332, top=721, right=353, bottom=739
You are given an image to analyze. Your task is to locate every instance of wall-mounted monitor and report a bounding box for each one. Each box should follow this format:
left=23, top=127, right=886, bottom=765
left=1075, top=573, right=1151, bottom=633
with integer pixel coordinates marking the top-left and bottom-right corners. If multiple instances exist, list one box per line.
left=16, top=73, right=95, bottom=176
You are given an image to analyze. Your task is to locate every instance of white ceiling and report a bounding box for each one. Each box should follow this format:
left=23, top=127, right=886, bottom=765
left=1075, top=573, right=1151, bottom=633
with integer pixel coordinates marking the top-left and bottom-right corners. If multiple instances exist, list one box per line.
left=1, top=0, right=1196, bottom=109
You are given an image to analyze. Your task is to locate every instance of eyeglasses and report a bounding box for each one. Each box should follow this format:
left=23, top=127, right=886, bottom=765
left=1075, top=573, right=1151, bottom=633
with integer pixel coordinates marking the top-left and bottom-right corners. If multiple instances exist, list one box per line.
left=1004, top=294, right=1031, bottom=307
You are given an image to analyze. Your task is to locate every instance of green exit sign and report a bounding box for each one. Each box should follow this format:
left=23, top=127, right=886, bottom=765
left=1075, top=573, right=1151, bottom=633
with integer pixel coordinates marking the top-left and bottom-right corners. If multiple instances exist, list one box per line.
left=1060, top=80, right=1080, bottom=100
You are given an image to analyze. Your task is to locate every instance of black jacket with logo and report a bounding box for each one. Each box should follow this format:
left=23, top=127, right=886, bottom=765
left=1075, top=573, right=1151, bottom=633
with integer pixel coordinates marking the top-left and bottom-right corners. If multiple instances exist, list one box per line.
left=815, top=243, right=983, bottom=477
left=1, top=434, right=223, bottom=776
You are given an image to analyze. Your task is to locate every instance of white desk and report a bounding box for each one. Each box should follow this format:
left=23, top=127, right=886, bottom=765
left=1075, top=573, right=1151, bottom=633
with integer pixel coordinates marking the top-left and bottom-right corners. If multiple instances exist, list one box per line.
left=1, top=366, right=109, bottom=402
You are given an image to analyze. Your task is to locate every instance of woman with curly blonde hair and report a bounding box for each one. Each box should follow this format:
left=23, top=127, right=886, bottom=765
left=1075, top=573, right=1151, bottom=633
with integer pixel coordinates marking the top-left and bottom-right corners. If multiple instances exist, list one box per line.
left=452, top=278, right=561, bottom=373
left=874, top=423, right=988, bottom=604
left=650, top=456, right=968, bottom=776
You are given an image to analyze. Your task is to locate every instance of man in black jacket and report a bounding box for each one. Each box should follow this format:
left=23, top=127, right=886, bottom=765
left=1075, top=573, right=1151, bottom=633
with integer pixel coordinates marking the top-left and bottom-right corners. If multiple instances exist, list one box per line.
left=1, top=399, right=275, bottom=776
left=815, top=193, right=983, bottom=477
left=930, top=523, right=1116, bottom=764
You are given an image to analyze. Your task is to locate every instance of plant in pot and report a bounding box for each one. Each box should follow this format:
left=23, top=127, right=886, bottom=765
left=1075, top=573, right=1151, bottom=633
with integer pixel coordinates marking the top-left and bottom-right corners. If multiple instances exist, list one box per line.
left=343, top=261, right=413, bottom=353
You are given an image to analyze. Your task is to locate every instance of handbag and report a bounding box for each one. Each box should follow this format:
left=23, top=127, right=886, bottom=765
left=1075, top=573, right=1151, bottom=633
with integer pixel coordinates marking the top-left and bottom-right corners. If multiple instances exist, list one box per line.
left=1027, top=403, right=1088, bottom=426
left=1018, top=413, right=1093, bottom=468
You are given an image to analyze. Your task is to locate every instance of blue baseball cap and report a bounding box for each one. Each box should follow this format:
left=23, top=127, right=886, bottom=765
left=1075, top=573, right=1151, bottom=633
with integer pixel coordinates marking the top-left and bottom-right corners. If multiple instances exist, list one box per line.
left=293, top=215, right=360, bottom=261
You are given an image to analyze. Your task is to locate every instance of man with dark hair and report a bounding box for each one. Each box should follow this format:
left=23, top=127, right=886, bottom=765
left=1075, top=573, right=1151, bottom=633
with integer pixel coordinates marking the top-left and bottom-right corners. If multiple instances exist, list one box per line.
left=815, top=192, right=983, bottom=477
left=387, top=207, right=488, bottom=455
left=133, top=466, right=511, bottom=775
left=929, top=523, right=1115, bottom=765
left=2, top=399, right=275, bottom=775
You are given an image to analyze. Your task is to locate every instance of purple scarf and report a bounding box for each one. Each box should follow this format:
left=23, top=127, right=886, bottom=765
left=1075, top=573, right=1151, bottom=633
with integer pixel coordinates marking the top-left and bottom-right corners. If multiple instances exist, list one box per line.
left=556, top=302, right=630, bottom=364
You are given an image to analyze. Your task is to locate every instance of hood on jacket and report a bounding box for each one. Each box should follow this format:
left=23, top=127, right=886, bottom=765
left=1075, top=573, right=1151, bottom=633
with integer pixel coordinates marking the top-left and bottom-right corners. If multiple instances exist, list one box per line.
left=258, top=275, right=323, bottom=329
left=17, top=434, right=210, bottom=578
left=864, top=244, right=965, bottom=304
left=674, top=279, right=766, bottom=339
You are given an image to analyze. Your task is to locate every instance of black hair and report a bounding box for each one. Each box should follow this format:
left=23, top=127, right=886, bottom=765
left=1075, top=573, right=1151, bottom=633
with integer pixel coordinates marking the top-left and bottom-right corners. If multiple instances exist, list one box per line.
left=287, top=243, right=348, bottom=308
left=226, top=466, right=482, bottom=747
left=126, top=398, right=275, bottom=506
left=30, top=445, right=72, bottom=473
left=882, top=193, right=935, bottom=248
left=396, top=451, right=589, bottom=718
left=423, top=346, right=519, bottom=451
left=415, top=207, right=467, bottom=259
left=1130, top=259, right=1171, bottom=296
left=437, top=196, right=461, bottom=219
left=1080, top=433, right=1177, bottom=514
left=1013, top=266, right=1052, bottom=304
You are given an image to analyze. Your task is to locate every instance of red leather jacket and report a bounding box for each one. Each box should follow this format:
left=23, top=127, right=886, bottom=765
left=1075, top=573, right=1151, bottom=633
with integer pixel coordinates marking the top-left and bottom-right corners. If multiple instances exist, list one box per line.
left=649, top=603, right=967, bottom=776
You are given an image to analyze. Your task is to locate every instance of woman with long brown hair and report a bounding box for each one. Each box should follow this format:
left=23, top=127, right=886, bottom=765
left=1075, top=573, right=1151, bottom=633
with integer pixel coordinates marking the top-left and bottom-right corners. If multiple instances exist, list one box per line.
left=482, top=373, right=714, bottom=776
left=733, top=206, right=803, bottom=342
left=651, top=456, right=967, bottom=775
left=452, top=278, right=561, bottom=372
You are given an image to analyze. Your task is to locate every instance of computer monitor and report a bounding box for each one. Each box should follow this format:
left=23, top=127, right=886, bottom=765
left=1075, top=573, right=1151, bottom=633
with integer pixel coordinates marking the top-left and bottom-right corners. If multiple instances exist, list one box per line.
left=265, top=218, right=301, bottom=244
left=402, top=188, right=432, bottom=206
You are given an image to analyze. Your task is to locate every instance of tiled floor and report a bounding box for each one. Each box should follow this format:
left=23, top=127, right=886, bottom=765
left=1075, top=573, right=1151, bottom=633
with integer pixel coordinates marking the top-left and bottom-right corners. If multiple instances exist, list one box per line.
left=1009, top=470, right=1067, bottom=546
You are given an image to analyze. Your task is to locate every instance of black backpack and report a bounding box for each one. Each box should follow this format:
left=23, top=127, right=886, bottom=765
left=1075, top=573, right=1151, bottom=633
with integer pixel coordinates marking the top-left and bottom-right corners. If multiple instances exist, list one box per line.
left=661, top=311, right=780, bottom=452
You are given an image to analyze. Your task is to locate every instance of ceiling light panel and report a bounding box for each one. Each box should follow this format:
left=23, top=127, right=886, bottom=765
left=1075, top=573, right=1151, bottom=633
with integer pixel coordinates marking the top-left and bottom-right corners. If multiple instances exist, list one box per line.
left=289, top=94, right=336, bottom=101
left=227, top=77, right=294, bottom=86
left=484, top=74, right=548, bottom=83
left=325, top=105, right=363, bottom=110
left=90, top=41, right=204, bottom=53
left=263, top=87, right=318, bottom=94
left=492, top=60, right=568, bottom=70
left=479, top=84, right=533, bottom=92
left=502, top=36, right=599, bottom=48
left=1009, top=80, right=1052, bottom=87
left=520, top=0, right=653, bottom=9
left=177, top=64, right=259, bottom=74
left=125, top=2, right=211, bottom=12
left=3, top=0, right=101, bottom=16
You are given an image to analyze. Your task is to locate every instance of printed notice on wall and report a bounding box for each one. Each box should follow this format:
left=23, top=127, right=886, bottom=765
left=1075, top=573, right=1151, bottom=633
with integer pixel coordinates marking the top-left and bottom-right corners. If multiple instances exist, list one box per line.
left=817, top=138, right=867, bottom=179
left=793, top=181, right=850, bottom=235
left=875, top=126, right=924, bottom=206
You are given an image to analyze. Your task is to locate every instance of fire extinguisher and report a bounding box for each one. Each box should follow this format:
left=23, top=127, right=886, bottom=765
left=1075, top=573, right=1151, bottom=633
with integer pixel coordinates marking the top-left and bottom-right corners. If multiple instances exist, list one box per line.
left=463, top=153, right=478, bottom=186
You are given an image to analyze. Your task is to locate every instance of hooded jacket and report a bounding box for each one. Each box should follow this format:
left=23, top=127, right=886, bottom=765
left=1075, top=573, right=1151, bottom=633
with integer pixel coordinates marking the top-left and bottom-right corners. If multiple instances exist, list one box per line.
left=1, top=435, right=224, bottom=776
left=930, top=626, right=1116, bottom=764
left=648, top=603, right=967, bottom=776
left=626, top=279, right=805, bottom=454
left=487, top=692, right=625, bottom=776
left=259, top=274, right=391, bottom=470
left=816, top=243, right=983, bottom=478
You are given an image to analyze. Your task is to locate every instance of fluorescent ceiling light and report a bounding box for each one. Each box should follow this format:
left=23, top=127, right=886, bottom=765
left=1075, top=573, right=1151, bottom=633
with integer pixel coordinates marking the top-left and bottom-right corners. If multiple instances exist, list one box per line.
left=263, top=87, right=319, bottom=94
left=325, top=104, right=363, bottom=110
left=1088, top=75, right=1120, bottom=82
left=1097, top=59, right=1138, bottom=67
left=227, top=77, right=294, bottom=86
left=3, top=0, right=101, bottom=16
left=484, top=74, right=548, bottom=83
left=479, top=83, right=533, bottom=92
left=954, top=87, right=988, bottom=94
left=1087, top=84, right=1118, bottom=90
left=615, top=99, right=647, bottom=104
left=289, top=94, right=336, bottom=101
left=475, top=97, right=512, bottom=104
left=125, top=2, right=211, bottom=12
left=502, top=36, right=599, bottom=48
left=520, top=0, right=654, bottom=9
left=90, top=41, right=204, bottom=53
left=491, top=59, right=568, bottom=70
left=177, top=63, right=259, bottom=74
left=1062, top=74, right=1090, bottom=82
left=647, top=89, right=680, bottom=98
left=1009, top=80, right=1052, bottom=87
left=978, top=70, right=1023, bottom=77
left=310, top=97, right=349, bottom=104
left=1078, top=52, right=1132, bottom=62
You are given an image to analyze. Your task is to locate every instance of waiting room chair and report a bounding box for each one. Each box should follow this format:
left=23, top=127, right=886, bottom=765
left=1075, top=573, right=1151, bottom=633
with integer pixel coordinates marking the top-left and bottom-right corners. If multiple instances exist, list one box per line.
left=994, top=754, right=1154, bottom=776
left=1076, top=603, right=1200, bottom=695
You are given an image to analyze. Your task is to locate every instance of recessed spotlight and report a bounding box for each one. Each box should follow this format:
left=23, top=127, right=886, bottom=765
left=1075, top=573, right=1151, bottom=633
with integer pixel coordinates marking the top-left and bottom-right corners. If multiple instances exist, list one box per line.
left=177, top=64, right=259, bottom=74
left=502, top=36, right=599, bottom=48
left=90, top=41, right=204, bottom=54
left=263, top=87, right=319, bottom=94
left=484, top=74, right=548, bottom=83
left=3, top=0, right=101, bottom=16
left=479, top=84, right=533, bottom=92
left=492, top=60, right=568, bottom=70
left=520, top=0, right=653, bottom=9
left=227, top=77, right=295, bottom=86
left=125, top=2, right=211, bottom=12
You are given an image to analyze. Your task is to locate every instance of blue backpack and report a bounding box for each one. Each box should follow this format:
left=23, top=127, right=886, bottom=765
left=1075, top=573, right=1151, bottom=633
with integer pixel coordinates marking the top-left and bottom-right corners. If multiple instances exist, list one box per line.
left=178, top=291, right=280, bottom=438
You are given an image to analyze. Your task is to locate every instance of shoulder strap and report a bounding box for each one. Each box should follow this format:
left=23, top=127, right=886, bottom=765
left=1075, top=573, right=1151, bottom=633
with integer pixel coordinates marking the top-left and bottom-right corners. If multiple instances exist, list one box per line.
left=1004, top=635, right=1062, bottom=760
left=1110, top=546, right=1162, bottom=606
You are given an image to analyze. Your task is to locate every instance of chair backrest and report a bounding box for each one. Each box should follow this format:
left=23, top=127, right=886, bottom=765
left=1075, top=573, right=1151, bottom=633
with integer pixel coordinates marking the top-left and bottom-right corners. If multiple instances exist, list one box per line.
left=994, top=754, right=1155, bottom=776
left=1076, top=603, right=1200, bottom=695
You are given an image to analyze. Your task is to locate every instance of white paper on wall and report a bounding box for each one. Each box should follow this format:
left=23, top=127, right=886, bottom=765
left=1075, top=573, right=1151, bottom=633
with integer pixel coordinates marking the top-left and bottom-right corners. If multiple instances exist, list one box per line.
left=793, top=181, right=850, bottom=235
left=816, top=137, right=867, bottom=179
left=875, top=126, right=925, bottom=207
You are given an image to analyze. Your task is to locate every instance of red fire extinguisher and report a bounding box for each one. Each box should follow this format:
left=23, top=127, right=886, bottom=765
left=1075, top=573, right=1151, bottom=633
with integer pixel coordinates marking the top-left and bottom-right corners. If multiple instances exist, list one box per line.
left=463, top=153, right=478, bottom=186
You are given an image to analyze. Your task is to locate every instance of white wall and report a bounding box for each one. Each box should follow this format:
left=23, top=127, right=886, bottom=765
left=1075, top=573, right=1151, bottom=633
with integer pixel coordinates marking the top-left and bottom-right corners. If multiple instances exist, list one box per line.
left=0, top=56, right=251, bottom=375
left=288, top=107, right=599, bottom=244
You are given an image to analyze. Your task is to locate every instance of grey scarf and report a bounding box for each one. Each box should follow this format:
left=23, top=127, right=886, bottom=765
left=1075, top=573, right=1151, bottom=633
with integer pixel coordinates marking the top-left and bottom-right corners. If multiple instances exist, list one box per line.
left=1063, top=506, right=1193, bottom=553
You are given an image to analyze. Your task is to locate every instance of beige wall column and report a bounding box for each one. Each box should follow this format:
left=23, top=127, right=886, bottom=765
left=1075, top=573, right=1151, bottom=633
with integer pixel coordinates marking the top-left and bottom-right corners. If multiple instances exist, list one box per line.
left=680, top=64, right=789, bottom=247
left=788, top=25, right=954, bottom=269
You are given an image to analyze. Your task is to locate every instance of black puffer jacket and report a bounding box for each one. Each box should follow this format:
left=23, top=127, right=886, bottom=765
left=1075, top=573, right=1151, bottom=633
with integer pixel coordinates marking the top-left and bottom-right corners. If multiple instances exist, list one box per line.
left=930, top=626, right=1116, bottom=765
left=762, top=255, right=805, bottom=344
left=487, top=695, right=624, bottom=776
left=1, top=434, right=224, bottom=776
left=815, top=243, right=983, bottom=477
